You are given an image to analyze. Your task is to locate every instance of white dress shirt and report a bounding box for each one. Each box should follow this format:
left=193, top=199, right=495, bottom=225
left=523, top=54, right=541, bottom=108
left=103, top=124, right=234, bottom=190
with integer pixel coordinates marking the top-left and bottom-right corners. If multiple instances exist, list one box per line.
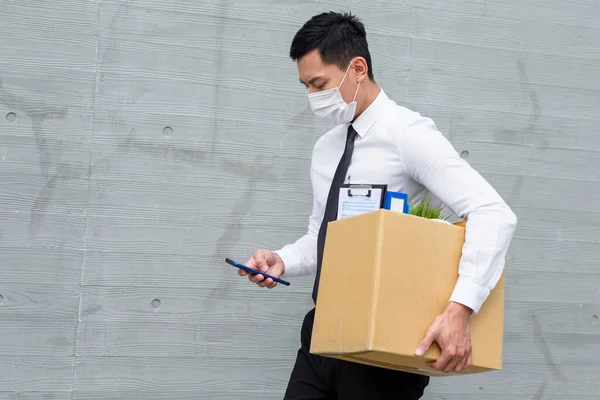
left=275, top=89, right=517, bottom=313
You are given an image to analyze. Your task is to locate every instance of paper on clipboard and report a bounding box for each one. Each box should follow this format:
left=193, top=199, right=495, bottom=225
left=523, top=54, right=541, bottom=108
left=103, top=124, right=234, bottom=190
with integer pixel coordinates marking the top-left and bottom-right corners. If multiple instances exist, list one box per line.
left=337, top=184, right=386, bottom=220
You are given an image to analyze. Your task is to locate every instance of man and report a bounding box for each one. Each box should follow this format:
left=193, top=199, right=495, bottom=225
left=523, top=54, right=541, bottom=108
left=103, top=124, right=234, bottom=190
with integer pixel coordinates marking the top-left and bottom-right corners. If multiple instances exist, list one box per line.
left=238, top=11, right=517, bottom=399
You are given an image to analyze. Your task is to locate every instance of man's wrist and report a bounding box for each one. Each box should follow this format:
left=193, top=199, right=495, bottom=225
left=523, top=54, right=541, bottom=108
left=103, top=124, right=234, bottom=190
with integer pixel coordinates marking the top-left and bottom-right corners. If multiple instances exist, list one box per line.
left=274, top=252, right=285, bottom=275
left=445, top=301, right=473, bottom=319
left=272, top=250, right=287, bottom=276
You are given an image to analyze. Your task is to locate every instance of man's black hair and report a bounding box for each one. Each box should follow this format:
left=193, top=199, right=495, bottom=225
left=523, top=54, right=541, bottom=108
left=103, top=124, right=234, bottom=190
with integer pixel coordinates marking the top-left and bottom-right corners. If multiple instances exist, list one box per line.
left=289, top=11, right=374, bottom=80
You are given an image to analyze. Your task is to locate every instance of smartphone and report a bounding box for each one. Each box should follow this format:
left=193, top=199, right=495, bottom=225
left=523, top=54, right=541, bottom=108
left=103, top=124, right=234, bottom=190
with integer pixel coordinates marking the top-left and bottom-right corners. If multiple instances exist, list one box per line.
left=225, top=258, right=290, bottom=286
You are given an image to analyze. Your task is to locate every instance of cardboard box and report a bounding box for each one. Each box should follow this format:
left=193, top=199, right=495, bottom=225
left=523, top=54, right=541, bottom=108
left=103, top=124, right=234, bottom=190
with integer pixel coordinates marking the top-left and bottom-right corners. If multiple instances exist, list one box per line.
left=310, top=209, right=504, bottom=377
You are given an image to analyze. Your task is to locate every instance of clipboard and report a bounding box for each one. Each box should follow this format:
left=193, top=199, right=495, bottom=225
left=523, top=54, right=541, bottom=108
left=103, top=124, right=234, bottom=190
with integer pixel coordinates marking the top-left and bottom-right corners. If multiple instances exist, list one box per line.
left=337, top=184, right=387, bottom=220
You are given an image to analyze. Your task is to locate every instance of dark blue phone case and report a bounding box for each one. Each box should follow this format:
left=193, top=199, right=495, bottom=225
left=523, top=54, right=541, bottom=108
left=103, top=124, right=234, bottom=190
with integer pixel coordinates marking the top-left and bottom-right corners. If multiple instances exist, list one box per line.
left=225, top=258, right=290, bottom=286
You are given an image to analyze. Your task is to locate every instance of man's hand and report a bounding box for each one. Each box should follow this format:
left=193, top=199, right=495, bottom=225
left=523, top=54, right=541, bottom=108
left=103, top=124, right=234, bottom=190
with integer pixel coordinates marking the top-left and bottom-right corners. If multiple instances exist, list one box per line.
left=239, top=249, right=285, bottom=289
left=415, top=301, right=473, bottom=373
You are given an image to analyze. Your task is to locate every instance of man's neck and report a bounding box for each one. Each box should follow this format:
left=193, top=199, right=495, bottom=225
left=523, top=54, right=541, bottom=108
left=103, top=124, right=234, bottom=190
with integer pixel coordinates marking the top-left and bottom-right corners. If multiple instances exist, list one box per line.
left=354, top=81, right=381, bottom=119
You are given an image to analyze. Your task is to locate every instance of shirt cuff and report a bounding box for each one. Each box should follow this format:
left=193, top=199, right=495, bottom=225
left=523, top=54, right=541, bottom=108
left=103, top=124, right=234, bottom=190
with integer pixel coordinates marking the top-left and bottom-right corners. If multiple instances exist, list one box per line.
left=448, top=276, right=490, bottom=314
left=273, top=248, right=301, bottom=277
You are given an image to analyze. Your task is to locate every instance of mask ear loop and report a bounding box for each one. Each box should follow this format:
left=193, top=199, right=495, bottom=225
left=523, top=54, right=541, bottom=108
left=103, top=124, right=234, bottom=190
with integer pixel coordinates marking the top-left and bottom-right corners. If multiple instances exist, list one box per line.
left=341, top=58, right=361, bottom=103
left=338, top=57, right=357, bottom=88
left=351, top=80, right=361, bottom=102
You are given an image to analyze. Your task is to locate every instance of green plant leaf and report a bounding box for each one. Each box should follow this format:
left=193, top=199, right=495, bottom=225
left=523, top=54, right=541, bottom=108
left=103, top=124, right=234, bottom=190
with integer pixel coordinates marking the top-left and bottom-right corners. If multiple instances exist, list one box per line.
left=409, top=196, right=449, bottom=220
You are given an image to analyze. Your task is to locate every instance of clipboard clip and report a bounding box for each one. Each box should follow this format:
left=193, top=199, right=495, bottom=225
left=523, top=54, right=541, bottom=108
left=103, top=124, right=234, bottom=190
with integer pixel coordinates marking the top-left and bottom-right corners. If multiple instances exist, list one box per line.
left=347, top=184, right=373, bottom=198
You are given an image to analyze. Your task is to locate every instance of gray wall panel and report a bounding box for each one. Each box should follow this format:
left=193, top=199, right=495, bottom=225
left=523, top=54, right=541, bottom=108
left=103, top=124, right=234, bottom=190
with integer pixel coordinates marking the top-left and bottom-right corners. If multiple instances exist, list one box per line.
left=0, top=282, right=79, bottom=361
left=75, top=286, right=308, bottom=358
left=0, top=356, right=73, bottom=398
left=1, top=0, right=599, bottom=399
left=72, top=356, right=292, bottom=400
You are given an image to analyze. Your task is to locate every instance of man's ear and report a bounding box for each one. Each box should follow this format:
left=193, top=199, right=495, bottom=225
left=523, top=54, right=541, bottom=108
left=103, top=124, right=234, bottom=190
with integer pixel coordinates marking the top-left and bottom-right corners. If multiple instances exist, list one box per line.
left=352, top=57, right=368, bottom=82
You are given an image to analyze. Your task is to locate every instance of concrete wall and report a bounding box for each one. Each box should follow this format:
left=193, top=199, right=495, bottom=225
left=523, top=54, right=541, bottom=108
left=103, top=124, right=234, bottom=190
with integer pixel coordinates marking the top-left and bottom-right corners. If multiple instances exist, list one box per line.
left=1, top=0, right=598, bottom=399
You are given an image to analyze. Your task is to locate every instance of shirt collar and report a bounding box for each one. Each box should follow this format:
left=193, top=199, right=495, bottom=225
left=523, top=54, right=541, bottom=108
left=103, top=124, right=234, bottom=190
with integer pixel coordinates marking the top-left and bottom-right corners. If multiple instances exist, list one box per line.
left=351, top=88, right=389, bottom=138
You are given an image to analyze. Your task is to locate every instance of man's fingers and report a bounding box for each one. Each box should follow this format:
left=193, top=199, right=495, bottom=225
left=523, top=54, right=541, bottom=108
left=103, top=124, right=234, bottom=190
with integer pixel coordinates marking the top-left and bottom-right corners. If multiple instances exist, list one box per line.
left=259, top=277, right=274, bottom=288
left=255, top=252, right=268, bottom=272
left=454, top=352, right=469, bottom=372
left=465, top=352, right=473, bottom=368
left=431, top=342, right=458, bottom=371
left=443, top=353, right=461, bottom=373
left=415, top=328, right=436, bottom=356
left=432, top=352, right=452, bottom=372
left=444, top=345, right=466, bottom=373
left=240, top=255, right=256, bottom=276
left=249, top=271, right=265, bottom=284
left=256, top=275, right=279, bottom=288
left=258, top=277, right=270, bottom=287
left=267, top=281, right=278, bottom=289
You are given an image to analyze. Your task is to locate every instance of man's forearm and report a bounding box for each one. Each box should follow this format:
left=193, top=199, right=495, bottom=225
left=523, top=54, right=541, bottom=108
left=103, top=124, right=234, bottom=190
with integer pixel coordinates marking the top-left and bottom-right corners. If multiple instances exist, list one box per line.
left=449, top=202, right=517, bottom=313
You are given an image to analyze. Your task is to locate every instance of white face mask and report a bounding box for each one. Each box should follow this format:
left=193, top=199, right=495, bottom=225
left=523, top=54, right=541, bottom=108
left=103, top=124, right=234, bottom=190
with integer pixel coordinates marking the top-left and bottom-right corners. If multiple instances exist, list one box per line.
left=307, top=59, right=361, bottom=126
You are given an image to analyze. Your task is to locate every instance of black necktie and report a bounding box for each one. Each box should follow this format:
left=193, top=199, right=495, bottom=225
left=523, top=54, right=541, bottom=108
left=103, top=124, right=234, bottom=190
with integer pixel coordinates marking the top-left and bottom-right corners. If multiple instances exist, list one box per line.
left=313, top=124, right=358, bottom=303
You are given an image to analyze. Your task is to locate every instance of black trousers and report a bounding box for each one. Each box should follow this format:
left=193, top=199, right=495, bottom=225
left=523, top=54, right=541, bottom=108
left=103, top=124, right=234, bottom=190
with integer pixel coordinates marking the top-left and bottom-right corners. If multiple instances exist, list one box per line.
left=284, top=308, right=429, bottom=400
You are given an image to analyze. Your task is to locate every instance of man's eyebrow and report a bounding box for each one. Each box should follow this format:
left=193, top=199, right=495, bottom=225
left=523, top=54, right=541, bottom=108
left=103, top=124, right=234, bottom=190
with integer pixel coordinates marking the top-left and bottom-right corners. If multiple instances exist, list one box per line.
left=300, top=75, right=325, bottom=85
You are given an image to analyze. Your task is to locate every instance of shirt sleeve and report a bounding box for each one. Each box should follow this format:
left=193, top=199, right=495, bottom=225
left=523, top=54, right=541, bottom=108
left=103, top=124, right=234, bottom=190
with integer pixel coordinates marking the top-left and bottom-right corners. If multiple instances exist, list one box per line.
left=273, top=160, right=322, bottom=277
left=397, top=114, right=518, bottom=314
